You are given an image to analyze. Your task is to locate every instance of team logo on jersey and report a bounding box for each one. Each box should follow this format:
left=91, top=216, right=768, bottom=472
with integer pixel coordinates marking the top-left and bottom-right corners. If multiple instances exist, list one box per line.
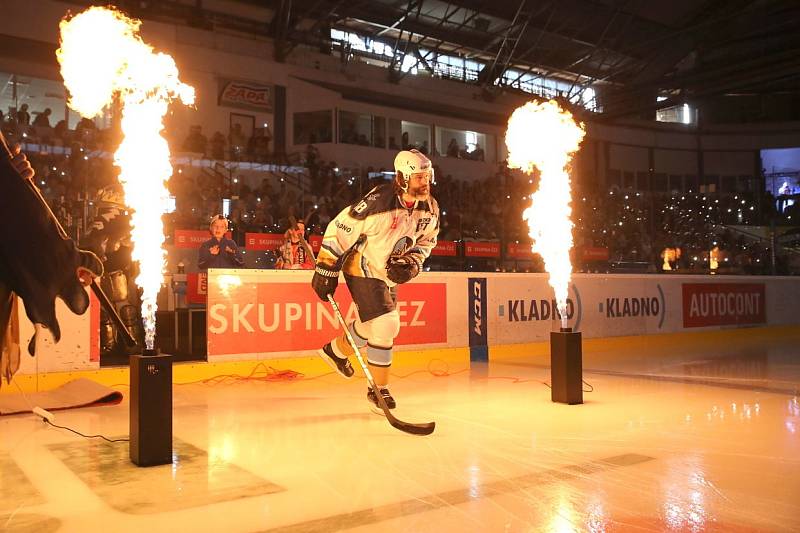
left=390, top=236, right=414, bottom=257
left=335, top=221, right=352, bottom=233
left=416, top=217, right=432, bottom=232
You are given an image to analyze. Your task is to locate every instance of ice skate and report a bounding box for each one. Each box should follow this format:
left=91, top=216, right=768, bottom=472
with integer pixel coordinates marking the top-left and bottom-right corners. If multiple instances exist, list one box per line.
left=367, top=386, right=396, bottom=415
left=317, top=342, right=355, bottom=379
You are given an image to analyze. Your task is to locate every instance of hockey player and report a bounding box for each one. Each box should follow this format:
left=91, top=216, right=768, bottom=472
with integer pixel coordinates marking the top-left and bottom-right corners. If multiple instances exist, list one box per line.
left=311, top=149, right=439, bottom=412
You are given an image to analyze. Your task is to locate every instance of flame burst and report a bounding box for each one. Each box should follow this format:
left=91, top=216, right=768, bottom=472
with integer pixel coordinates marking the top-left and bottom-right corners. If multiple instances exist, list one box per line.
left=506, top=100, right=585, bottom=328
left=57, top=6, right=195, bottom=349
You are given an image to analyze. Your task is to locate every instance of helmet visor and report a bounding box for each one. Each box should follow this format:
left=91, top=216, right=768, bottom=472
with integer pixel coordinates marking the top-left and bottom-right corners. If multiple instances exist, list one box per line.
left=409, top=167, right=434, bottom=185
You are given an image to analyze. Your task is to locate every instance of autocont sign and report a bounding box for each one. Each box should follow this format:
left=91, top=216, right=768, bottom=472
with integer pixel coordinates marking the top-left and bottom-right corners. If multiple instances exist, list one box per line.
left=682, top=283, right=765, bottom=328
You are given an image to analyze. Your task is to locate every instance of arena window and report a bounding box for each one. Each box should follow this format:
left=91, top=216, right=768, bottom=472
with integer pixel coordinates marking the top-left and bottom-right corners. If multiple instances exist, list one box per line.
left=436, top=127, right=491, bottom=162
left=293, top=110, right=332, bottom=145
left=657, top=102, right=696, bottom=125
left=338, top=110, right=385, bottom=148
left=389, top=119, right=430, bottom=154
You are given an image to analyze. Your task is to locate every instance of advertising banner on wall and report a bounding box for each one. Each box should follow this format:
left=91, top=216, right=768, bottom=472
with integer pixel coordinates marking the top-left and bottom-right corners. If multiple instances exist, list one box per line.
left=218, top=79, right=273, bottom=112
left=432, top=240, right=457, bottom=256
left=682, top=283, right=766, bottom=327
left=489, top=275, right=582, bottom=344
left=309, top=235, right=322, bottom=253
left=581, top=247, right=610, bottom=261
left=506, top=242, right=535, bottom=259
left=207, top=270, right=448, bottom=357
left=187, top=272, right=208, bottom=304
left=196, top=271, right=797, bottom=366
left=465, top=241, right=500, bottom=257
left=245, top=232, right=285, bottom=251
left=467, top=277, right=488, bottom=362
left=576, top=277, right=668, bottom=337
left=174, top=229, right=230, bottom=249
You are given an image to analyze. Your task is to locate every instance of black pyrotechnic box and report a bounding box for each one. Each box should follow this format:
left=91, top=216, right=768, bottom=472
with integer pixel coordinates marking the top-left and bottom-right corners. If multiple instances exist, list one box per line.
left=550, top=328, right=583, bottom=405
left=130, top=350, right=173, bottom=466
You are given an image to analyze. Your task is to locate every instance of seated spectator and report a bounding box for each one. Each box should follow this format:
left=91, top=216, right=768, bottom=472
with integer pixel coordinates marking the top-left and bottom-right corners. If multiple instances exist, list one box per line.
left=275, top=219, right=315, bottom=270
left=198, top=215, right=244, bottom=270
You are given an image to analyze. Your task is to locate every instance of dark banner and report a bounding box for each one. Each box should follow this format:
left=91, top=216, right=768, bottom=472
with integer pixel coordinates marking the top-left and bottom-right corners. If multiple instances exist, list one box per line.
left=468, top=277, right=488, bottom=362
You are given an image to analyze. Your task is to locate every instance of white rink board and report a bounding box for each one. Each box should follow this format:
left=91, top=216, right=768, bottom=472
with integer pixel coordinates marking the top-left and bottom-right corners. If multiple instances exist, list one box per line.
left=10, top=272, right=800, bottom=376
left=205, top=270, right=800, bottom=360
left=13, top=288, right=98, bottom=376
left=485, top=274, right=799, bottom=346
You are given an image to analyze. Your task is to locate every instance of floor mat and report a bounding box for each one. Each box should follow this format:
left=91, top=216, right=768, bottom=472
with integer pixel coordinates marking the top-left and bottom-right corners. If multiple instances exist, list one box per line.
left=0, top=378, right=122, bottom=415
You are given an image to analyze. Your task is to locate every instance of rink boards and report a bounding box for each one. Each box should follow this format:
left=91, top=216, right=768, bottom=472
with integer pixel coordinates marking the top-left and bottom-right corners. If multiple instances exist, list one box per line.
left=10, top=271, right=800, bottom=375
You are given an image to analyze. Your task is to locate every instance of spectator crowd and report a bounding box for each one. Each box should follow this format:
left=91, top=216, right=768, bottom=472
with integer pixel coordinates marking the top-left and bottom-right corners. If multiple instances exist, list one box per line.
left=3, top=106, right=797, bottom=276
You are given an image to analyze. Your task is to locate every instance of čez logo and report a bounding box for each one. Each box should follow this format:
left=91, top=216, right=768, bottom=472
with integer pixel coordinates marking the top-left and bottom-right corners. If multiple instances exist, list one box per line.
left=468, top=277, right=488, bottom=361
left=472, top=280, right=482, bottom=336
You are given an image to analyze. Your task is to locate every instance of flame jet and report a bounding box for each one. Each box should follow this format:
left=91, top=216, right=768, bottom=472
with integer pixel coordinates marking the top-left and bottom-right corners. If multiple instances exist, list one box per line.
left=506, top=101, right=585, bottom=328
left=58, top=6, right=195, bottom=349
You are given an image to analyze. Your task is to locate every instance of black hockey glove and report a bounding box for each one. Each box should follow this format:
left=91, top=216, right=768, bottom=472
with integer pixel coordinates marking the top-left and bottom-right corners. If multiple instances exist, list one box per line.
left=312, top=265, right=339, bottom=301
left=386, top=255, right=420, bottom=284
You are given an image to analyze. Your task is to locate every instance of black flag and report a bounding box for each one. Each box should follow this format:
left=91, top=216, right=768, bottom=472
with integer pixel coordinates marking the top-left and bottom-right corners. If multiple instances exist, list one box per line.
left=0, top=135, right=103, bottom=375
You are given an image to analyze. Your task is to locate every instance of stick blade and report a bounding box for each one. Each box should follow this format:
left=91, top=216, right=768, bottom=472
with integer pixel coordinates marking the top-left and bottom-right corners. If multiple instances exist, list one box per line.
left=386, top=412, right=436, bottom=436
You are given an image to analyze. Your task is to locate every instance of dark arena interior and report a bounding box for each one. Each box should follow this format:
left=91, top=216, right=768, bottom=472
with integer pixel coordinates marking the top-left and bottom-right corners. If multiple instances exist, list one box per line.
left=1, top=1, right=799, bottom=531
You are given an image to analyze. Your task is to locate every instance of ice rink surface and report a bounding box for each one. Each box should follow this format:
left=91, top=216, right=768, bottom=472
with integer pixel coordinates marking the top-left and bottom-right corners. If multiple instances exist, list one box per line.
left=1, top=327, right=798, bottom=532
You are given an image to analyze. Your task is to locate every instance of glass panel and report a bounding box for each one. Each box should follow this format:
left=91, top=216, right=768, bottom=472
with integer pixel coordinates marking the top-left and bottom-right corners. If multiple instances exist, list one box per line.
left=338, top=110, right=373, bottom=146
left=372, top=116, right=386, bottom=148
left=652, top=172, right=668, bottom=192
left=607, top=169, right=622, bottom=189
left=388, top=118, right=402, bottom=150
left=623, top=171, right=635, bottom=189
left=400, top=120, right=430, bottom=155
left=436, top=126, right=489, bottom=161
left=293, top=110, right=332, bottom=144
left=636, top=171, right=650, bottom=191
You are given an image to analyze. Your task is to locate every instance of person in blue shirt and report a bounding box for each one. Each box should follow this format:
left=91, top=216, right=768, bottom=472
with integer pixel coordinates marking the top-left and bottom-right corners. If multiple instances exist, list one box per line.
left=198, top=215, right=244, bottom=270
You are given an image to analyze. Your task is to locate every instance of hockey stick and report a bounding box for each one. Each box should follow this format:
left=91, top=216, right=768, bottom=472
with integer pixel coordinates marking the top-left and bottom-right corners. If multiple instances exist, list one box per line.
left=0, top=132, right=136, bottom=347
left=327, top=294, right=435, bottom=436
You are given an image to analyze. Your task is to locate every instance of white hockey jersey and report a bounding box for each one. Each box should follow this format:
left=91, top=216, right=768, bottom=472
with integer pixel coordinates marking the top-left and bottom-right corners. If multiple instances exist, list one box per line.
left=316, top=183, right=440, bottom=286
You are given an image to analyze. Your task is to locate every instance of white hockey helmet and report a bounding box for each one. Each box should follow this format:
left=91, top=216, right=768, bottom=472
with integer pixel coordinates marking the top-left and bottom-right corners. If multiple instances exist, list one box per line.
left=393, top=149, right=433, bottom=192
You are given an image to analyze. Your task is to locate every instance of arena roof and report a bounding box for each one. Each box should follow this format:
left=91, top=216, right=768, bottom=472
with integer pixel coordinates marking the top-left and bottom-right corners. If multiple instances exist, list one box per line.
left=69, top=0, right=800, bottom=120
left=259, top=0, right=800, bottom=117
